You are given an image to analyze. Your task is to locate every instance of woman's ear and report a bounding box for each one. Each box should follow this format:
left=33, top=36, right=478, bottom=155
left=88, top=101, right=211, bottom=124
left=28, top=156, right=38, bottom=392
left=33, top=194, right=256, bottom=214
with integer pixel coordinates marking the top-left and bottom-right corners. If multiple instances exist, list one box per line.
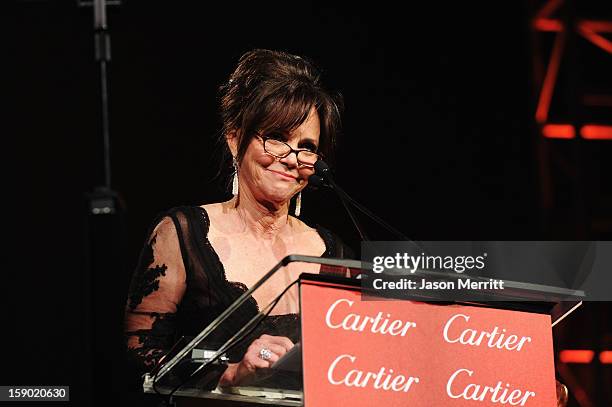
left=225, top=130, right=239, bottom=158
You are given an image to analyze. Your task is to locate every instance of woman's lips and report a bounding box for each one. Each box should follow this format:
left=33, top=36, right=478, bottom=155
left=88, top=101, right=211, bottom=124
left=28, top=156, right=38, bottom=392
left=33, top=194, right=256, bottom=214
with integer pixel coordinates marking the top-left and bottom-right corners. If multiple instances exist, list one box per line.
left=268, top=169, right=298, bottom=180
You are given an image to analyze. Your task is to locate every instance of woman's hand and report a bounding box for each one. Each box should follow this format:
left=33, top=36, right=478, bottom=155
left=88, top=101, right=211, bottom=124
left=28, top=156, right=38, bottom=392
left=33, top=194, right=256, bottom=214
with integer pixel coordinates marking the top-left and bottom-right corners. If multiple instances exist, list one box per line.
left=219, top=334, right=294, bottom=386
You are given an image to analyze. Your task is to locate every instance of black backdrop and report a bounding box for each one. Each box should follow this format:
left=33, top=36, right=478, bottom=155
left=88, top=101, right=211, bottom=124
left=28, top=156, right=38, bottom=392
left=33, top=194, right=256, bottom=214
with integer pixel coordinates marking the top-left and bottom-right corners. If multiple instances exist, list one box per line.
left=5, top=1, right=610, bottom=406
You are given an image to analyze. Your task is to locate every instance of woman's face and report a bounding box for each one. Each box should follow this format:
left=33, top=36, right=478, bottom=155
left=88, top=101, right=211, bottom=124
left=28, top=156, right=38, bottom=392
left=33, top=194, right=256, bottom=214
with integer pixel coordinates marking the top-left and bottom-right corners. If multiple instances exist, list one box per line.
left=238, top=108, right=320, bottom=208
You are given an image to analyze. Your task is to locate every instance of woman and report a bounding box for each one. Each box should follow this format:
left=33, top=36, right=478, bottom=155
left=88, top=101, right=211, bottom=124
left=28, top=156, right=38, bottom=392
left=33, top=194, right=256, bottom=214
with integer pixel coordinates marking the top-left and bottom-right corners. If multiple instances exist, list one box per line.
left=124, top=49, right=352, bottom=388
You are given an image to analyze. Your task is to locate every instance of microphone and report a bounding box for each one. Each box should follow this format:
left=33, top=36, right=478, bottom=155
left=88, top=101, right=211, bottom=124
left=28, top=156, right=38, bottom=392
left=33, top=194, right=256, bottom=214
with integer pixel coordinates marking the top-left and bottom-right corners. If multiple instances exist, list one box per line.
left=307, top=174, right=325, bottom=188
left=314, top=160, right=333, bottom=182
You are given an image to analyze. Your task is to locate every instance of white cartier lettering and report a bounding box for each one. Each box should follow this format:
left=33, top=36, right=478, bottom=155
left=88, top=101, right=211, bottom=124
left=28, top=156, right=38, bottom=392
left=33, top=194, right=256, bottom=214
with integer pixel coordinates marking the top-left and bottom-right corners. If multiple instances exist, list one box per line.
left=325, top=299, right=417, bottom=336
left=328, top=354, right=420, bottom=392
left=446, top=368, right=536, bottom=406
left=443, top=314, right=532, bottom=351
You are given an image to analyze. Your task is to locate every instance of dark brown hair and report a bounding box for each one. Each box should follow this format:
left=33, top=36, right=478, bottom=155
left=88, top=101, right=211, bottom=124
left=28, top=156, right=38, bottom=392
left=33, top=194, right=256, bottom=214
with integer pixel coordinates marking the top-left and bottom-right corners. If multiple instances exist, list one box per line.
left=219, top=49, right=342, bottom=165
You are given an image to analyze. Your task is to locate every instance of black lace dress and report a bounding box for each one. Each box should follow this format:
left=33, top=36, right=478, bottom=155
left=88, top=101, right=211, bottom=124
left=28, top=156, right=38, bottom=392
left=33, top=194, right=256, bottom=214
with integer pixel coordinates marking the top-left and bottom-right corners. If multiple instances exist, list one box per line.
left=124, top=205, right=352, bottom=379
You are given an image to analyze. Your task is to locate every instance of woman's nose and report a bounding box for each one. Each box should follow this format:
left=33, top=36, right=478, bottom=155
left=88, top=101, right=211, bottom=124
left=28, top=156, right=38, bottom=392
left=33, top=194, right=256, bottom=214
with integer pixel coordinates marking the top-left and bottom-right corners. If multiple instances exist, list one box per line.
left=279, top=151, right=299, bottom=167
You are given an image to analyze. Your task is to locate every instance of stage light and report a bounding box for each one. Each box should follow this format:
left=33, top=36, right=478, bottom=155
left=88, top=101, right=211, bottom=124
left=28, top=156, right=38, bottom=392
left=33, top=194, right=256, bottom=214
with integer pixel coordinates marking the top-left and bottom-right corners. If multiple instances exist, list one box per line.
left=599, top=351, right=612, bottom=364
left=542, top=124, right=575, bottom=139
left=559, top=350, right=594, bottom=364
left=580, top=125, right=612, bottom=140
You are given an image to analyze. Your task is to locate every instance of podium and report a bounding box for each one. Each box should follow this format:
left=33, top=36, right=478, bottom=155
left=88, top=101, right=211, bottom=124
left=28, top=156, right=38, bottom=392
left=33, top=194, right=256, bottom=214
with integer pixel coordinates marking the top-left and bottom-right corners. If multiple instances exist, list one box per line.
left=143, top=255, right=583, bottom=406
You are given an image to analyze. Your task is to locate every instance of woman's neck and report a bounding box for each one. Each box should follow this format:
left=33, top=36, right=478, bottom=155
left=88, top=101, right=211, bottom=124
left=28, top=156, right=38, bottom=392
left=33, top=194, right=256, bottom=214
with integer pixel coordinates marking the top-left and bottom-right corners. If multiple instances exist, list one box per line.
left=226, top=190, right=294, bottom=241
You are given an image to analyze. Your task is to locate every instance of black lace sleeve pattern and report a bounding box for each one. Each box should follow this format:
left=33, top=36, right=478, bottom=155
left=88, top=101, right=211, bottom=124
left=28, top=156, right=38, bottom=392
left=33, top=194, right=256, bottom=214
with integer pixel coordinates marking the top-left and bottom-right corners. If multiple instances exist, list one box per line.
left=124, top=217, right=186, bottom=376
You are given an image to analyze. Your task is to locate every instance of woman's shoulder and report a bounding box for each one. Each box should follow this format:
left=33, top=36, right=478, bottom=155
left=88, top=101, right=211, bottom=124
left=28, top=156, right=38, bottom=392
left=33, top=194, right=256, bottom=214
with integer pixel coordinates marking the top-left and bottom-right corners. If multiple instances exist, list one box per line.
left=288, top=217, right=355, bottom=259
left=289, top=214, right=316, bottom=233
left=152, top=205, right=206, bottom=220
left=148, top=205, right=204, bottom=224
left=312, top=223, right=355, bottom=259
left=143, top=205, right=211, bottom=240
left=199, top=202, right=225, bottom=220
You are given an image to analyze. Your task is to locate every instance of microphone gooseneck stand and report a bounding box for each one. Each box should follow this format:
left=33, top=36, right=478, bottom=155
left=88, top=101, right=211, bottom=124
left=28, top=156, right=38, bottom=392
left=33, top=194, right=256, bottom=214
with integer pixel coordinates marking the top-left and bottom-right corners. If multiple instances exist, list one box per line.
left=310, top=162, right=370, bottom=241
left=310, top=160, right=419, bottom=246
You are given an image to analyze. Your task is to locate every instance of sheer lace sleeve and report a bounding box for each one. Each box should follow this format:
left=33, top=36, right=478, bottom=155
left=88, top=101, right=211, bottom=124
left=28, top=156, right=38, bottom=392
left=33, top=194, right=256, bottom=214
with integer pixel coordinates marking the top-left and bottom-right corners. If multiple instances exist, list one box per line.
left=124, top=217, right=187, bottom=375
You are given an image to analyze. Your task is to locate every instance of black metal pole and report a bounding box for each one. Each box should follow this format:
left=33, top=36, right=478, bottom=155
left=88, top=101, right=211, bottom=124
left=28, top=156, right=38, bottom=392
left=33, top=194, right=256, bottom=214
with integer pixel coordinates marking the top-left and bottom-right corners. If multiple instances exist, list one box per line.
left=94, top=0, right=112, bottom=189
left=80, top=2, right=129, bottom=406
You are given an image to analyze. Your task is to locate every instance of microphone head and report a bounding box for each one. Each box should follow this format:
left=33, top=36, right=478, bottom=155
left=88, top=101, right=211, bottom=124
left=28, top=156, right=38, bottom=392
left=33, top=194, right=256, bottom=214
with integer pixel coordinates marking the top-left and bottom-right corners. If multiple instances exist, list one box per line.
left=308, top=174, right=325, bottom=187
left=314, top=159, right=330, bottom=176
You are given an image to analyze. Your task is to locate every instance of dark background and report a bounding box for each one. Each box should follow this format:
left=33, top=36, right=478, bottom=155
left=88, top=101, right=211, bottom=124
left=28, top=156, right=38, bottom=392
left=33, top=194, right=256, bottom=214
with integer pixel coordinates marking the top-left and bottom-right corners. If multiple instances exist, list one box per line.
left=5, top=0, right=611, bottom=406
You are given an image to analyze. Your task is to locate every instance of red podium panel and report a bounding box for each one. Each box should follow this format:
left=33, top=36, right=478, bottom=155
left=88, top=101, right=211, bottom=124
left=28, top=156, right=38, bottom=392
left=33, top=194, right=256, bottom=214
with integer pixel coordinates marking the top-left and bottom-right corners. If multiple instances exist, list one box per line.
left=300, top=280, right=556, bottom=406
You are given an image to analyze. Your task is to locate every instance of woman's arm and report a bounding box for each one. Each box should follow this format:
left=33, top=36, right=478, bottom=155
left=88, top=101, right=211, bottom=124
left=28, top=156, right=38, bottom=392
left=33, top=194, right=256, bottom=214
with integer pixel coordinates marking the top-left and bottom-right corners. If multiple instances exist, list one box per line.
left=124, top=217, right=187, bottom=375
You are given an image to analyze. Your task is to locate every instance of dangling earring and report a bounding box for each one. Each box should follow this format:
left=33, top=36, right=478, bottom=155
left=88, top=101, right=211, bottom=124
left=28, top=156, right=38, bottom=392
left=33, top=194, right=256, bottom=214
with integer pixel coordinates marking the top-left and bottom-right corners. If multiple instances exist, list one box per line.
left=294, top=191, right=302, bottom=217
left=232, top=157, right=239, bottom=196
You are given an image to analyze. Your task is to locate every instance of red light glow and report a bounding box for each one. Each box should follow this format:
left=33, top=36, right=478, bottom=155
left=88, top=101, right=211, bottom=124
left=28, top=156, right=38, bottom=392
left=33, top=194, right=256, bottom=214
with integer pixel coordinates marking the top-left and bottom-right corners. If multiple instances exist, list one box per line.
left=542, top=124, right=575, bottom=139
left=559, top=350, right=595, bottom=363
left=600, top=351, right=612, bottom=364
left=581, top=125, right=612, bottom=140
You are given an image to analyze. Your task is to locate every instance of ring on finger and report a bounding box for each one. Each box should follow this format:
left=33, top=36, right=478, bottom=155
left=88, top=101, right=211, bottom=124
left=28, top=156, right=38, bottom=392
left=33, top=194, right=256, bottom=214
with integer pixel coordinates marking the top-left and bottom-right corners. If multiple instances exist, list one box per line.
left=258, top=348, right=273, bottom=361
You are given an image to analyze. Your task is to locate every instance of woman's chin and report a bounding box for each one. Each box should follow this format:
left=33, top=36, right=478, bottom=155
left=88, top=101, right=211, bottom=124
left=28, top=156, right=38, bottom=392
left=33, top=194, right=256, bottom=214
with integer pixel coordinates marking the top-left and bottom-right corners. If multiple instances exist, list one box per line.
left=260, top=191, right=297, bottom=209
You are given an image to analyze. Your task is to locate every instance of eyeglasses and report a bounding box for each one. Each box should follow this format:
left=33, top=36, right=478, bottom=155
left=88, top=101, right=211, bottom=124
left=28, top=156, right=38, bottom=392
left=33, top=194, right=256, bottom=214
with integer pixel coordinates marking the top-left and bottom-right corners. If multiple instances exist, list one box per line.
left=257, top=134, right=321, bottom=168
